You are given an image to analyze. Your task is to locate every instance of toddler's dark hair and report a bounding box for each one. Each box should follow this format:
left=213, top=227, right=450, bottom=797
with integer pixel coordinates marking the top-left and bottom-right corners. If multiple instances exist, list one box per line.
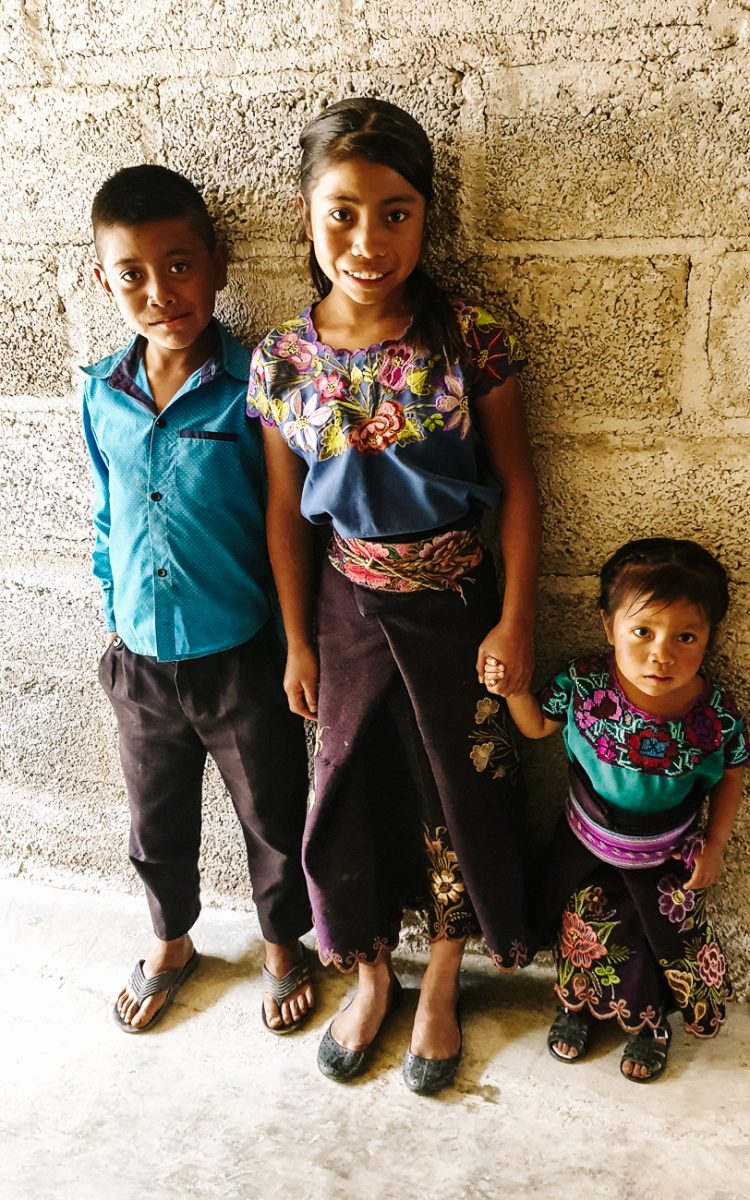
left=599, top=537, right=729, bottom=630
left=91, top=164, right=215, bottom=251
left=298, top=97, right=465, bottom=364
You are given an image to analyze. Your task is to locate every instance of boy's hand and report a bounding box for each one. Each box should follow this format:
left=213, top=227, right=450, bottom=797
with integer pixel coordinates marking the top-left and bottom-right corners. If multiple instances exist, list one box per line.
left=284, top=644, right=319, bottom=722
left=684, top=841, right=725, bottom=891
left=104, top=631, right=118, bottom=650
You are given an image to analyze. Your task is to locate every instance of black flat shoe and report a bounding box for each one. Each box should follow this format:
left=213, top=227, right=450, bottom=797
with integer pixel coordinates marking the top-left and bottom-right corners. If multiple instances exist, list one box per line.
left=317, top=978, right=403, bottom=1083
left=402, top=1006, right=462, bottom=1096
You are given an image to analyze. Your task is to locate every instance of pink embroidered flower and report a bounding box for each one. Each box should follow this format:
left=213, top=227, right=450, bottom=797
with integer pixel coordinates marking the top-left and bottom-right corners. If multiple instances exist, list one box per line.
left=377, top=343, right=415, bottom=391
left=560, top=911, right=607, bottom=970
left=657, top=875, right=696, bottom=924
left=683, top=705, right=723, bottom=751
left=282, top=391, right=332, bottom=452
left=697, top=942, right=726, bottom=989
left=348, top=401, right=405, bottom=454
left=595, top=735, right=617, bottom=762
left=313, top=371, right=347, bottom=402
left=436, top=373, right=471, bottom=439
left=276, top=332, right=316, bottom=370
left=340, top=563, right=390, bottom=588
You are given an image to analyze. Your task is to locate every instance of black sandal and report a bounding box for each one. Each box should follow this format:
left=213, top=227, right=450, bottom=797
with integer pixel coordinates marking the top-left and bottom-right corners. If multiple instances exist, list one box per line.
left=547, top=1006, right=591, bottom=1063
left=620, top=1022, right=672, bottom=1083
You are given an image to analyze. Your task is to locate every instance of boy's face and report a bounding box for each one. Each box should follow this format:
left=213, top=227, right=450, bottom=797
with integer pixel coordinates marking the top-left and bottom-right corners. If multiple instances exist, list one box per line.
left=94, top=217, right=227, bottom=354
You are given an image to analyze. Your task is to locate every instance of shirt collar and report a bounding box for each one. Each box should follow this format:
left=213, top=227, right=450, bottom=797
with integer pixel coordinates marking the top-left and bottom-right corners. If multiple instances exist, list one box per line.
left=80, top=319, right=250, bottom=389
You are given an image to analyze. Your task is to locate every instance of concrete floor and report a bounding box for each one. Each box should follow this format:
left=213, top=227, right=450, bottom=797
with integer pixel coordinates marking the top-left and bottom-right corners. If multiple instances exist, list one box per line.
left=2, top=877, right=749, bottom=1200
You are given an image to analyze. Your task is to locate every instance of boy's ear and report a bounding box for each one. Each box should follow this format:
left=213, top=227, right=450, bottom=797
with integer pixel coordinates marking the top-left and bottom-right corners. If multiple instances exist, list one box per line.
left=93, top=262, right=114, bottom=300
left=600, top=610, right=615, bottom=645
left=212, top=239, right=228, bottom=291
left=297, top=192, right=312, bottom=240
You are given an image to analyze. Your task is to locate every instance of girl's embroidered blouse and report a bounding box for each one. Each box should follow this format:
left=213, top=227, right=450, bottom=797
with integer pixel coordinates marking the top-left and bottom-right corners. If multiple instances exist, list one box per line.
left=246, top=299, right=525, bottom=539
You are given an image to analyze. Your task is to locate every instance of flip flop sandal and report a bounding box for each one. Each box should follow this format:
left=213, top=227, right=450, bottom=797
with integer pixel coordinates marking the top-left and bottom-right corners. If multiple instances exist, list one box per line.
left=113, top=950, right=200, bottom=1034
left=547, top=1006, right=591, bottom=1063
left=261, top=944, right=312, bottom=1035
left=620, top=1022, right=672, bottom=1083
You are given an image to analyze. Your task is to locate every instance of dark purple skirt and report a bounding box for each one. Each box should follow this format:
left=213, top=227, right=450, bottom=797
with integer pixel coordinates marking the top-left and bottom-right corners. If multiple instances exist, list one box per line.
left=303, top=555, right=531, bottom=972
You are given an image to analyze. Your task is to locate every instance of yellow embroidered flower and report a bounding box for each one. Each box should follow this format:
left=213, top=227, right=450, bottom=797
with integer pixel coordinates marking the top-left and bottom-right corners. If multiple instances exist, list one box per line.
left=431, top=869, right=465, bottom=906
left=470, top=741, right=494, bottom=772
left=664, top=969, right=692, bottom=1010
left=475, top=697, right=500, bottom=725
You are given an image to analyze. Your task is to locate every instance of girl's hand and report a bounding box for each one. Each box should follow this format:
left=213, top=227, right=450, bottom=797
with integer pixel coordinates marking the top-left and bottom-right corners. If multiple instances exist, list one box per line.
left=284, top=643, right=319, bottom=721
left=684, top=841, right=725, bottom=891
left=476, top=619, right=534, bottom=696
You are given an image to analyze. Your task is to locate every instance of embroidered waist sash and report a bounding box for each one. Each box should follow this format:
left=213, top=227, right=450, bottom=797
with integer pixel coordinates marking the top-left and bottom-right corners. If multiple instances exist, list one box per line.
left=328, top=525, right=484, bottom=596
left=564, top=761, right=704, bottom=869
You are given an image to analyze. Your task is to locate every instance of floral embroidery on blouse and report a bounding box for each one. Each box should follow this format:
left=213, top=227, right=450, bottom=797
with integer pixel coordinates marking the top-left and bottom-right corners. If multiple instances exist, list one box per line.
left=247, top=300, right=523, bottom=460
left=539, top=652, right=750, bottom=778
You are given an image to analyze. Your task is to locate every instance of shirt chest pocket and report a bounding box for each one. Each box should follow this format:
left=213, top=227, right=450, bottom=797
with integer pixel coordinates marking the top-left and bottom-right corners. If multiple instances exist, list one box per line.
left=175, top=429, right=243, bottom=508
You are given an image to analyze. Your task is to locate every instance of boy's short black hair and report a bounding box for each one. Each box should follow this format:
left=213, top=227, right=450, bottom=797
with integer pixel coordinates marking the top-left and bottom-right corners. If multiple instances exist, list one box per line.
left=92, top=164, right=215, bottom=251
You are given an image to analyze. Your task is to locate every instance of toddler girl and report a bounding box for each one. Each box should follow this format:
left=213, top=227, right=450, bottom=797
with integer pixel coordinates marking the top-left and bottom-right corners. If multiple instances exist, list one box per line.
left=496, top=538, right=748, bottom=1081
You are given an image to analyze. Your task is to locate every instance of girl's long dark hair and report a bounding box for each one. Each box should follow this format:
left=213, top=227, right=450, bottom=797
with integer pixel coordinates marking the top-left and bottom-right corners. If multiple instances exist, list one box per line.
left=298, top=97, right=466, bottom=364
left=599, top=537, right=730, bottom=632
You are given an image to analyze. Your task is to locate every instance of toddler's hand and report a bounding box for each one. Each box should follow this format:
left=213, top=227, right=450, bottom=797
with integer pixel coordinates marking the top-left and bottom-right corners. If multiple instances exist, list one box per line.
left=684, top=841, right=724, bottom=891
left=482, top=656, right=506, bottom=695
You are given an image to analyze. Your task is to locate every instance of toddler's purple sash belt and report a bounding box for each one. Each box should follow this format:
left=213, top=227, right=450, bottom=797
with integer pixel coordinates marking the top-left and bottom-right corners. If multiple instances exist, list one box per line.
left=564, top=763, right=702, bottom=869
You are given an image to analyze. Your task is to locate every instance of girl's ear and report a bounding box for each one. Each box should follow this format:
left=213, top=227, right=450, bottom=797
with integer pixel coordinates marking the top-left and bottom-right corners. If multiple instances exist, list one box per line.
left=600, top=610, right=615, bottom=645
left=297, top=192, right=313, bottom=240
left=93, top=263, right=114, bottom=300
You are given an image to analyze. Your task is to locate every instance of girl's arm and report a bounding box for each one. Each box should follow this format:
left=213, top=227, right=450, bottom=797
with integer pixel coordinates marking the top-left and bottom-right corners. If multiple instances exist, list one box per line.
left=473, top=375, right=541, bottom=696
left=505, top=690, right=562, bottom=739
left=261, top=425, right=319, bottom=721
left=684, top=766, right=745, bottom=890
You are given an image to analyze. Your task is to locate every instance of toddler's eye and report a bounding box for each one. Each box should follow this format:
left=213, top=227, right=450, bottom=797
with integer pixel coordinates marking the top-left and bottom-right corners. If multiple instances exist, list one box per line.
left=677, top=633, right=696, bottom=643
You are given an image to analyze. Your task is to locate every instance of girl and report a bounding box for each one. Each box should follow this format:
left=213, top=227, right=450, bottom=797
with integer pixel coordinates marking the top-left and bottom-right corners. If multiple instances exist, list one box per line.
left=495, top=538, right=748, bottom=1081
left=246, top=97, right=540, bottom=1094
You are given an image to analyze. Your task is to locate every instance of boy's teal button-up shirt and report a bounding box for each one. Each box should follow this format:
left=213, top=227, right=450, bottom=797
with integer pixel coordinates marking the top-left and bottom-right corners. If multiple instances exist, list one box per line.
left=81, top=321, right=273, bottom=662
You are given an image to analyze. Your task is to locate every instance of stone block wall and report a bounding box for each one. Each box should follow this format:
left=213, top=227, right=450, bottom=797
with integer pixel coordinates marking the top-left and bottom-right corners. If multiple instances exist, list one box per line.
left=2, top=2, right=749, bottom=989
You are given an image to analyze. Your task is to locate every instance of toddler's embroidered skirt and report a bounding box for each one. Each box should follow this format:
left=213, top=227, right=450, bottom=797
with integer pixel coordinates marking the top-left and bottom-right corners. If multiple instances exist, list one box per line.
left=536, top=816, right=730, bottom=1037
left=303, top=554, right=531, bottom=972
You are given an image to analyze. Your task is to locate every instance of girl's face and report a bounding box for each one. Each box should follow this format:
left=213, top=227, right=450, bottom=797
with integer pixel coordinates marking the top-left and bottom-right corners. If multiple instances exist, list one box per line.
left=602, top=593, right=711, bottom=713
left=298, top=156, right=426, bottom=312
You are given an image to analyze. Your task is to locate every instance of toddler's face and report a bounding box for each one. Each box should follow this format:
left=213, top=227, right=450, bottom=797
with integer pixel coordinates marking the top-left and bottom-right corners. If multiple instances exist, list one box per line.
left=602, top=594, right=711, bottom=714
left=298, top=156, right=426, bottom=313
left=93, top=217, right=226, bottom=354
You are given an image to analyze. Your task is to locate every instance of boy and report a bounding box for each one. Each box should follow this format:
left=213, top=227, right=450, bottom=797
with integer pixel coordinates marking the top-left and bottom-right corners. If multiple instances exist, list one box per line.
left=82, top=164, right=313, bottom=1033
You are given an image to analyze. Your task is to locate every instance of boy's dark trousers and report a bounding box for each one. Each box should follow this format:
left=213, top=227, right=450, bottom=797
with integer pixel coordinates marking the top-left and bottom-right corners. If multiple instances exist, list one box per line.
left=99, top=621, right=311, bottom=943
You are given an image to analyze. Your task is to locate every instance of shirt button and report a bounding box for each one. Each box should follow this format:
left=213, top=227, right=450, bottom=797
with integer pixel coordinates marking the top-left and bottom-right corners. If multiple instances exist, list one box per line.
left=150, top=492, right=162, bottom=502
left=156, top=417, right=167, bottom=428
left=157, top=568, right=167, bottom=577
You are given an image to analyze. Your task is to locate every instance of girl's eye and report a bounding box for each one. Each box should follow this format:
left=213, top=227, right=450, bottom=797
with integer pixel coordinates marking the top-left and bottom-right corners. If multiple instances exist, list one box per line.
left=169, top=261, right=190, bottom=274
left=329, top=209, right=352, bottom=222
left=387, top=209, right=409, bottom=224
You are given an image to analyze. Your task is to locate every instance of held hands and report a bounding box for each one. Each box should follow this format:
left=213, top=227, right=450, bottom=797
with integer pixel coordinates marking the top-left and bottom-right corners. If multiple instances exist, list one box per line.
left=284, top=643, right=319, bottom=722
left=476, top=618, right=534, bottom=697
left=683, top=840, right=725, bottom=891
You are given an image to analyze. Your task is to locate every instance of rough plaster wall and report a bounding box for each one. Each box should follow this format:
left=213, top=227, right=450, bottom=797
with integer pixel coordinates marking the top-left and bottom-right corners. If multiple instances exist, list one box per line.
left=2, top=1, right=750, bottom=990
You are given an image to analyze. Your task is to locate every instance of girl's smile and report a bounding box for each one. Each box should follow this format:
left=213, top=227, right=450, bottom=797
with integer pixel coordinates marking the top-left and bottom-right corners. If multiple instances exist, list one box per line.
left=298, top=157, right=426, bottom=321
left=602, top=594, right=711, bottom=715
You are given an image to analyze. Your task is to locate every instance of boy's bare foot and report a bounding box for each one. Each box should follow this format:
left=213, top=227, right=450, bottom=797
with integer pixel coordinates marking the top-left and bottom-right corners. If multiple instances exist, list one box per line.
left=262, top=940, right=315, bottom=1031
left=115, top=934, right=195, bottom=1030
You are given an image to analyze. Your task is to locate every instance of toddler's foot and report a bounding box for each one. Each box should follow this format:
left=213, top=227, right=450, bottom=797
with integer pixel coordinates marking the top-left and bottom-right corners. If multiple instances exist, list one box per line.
left=115, top=934, right=195, bottom=1031
left=547, top=1006, right=590, bottom=1062
left=620, top=1023, right=671, bottom=1082
left=262, top=940, right=315, bottom=1032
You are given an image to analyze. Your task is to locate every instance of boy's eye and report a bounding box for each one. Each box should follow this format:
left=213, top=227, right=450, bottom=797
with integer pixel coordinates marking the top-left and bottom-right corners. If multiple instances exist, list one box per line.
left=632, top=627, right=650, bottom=638
left=120, top=270, right=141, bottom=283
